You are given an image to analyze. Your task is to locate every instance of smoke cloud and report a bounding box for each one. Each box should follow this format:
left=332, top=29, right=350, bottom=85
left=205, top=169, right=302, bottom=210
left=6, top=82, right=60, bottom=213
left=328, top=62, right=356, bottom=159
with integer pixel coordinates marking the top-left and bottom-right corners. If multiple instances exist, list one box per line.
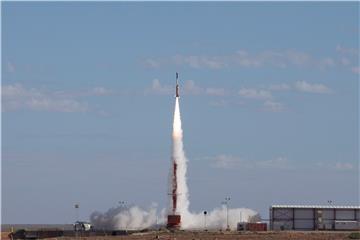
left=90, top=204, right=257, bottom=230
left=181, top=207, right=258, bottom=230
left=90, top=203, right=166, bottom=230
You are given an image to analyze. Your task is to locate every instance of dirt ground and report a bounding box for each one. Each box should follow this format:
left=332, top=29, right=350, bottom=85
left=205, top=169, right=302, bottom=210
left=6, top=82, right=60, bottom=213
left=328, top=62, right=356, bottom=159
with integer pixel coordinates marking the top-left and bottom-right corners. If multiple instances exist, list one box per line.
left=98, top=231, right=354, bottom=240
left=3, top=231, right=356, bottom=240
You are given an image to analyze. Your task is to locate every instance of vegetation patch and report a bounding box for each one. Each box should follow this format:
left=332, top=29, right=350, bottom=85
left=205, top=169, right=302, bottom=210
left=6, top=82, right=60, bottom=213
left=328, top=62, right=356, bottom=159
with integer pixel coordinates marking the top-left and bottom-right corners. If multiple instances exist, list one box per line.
left=349, top=232, right=360, bottom=239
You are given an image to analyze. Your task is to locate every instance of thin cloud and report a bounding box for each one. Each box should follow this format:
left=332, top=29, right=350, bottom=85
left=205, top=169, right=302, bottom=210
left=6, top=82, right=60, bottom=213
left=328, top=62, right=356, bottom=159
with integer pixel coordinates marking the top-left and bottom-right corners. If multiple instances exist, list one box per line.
left=210, top=155, right=249, bottom=169
left=90, top=87, right=113, bottom=96
left=255, top=157, right=292, bottom=169
left=6, top=61, right=15, bottom=73
left=336, top=45, right=359, bottom=56
left=183, top=80, right=203, bottom=95
left=319, top=57, right=335, bottom=68
left=2, top=83, right=41, bottom=98
left=208, top=154, right=292, bottom=170
left=145, top=79, right=173, bottom=95
left=351, top=66, right=360, bottom=74
left=269, top=84, right=291, bottom=91
left=205, top=88, right=226, bottom=96
left=2, top=83, right=88, bottom=112
left=340, top=57, right=351, bottom=66
left=263, top=100, right=285, bottom=112
left=317, top=161, right=355, bottom=171
left=144, top=59, right=161, bottom=68
left=239, top=88, right=272, bottom=100
left=172, top=54, right=226, bottom=69
left=145, top=79, right=204, bottom=95
left=295, top=81, right=332, bottom=94
left=238, top=86, right=287, bottom=112
left=26, top=98, right=88, bottom=112
left=335, top=45, right=359, bottom=73
left=208, top=155, right=355, bottom=172
left=144, top=49, right=337, bottom=70
left=145, top=79, right=226, bottom=96
left=333, top=162, right=354, bottom=171
left=209, top=99, right=228, bottom=107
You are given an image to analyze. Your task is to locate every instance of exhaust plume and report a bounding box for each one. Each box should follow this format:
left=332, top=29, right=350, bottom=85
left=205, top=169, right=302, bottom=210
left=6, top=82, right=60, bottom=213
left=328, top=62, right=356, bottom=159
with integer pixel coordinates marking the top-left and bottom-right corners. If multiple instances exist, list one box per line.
left=169, top=97, right=189, bottom=217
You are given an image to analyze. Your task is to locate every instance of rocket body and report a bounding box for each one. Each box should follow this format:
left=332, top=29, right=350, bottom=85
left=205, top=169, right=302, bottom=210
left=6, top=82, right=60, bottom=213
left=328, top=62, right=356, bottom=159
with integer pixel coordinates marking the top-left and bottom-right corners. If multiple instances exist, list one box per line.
left=175, top=72, right=179, bottom=98
left=176, top=82, right=179, bottom=97
left=171, top=73, right=180, bottom=214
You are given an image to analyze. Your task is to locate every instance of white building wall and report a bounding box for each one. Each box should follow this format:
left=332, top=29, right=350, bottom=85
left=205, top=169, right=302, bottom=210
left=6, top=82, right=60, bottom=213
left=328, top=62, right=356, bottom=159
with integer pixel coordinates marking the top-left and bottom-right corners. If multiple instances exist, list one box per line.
left=270, top=206, right=360, bottom=231
left=321, top=209, right=334, bottom=220
left=294, top=220, right=314, bottom=229
left=335, top=221, right=360, bottom=230
left=336, top=210, right=355, bottom=220
left=273, top=208, right=293, bottom=219
left=294, top=209, right=313, bottom=219
left=293, top=209, right=314, bottom=229
left=272, top=221, right=293, bottom=230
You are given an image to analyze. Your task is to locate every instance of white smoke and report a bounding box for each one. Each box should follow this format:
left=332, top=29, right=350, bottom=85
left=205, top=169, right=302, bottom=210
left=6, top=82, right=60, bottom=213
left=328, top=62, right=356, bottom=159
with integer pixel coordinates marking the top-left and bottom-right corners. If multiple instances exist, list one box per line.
left=90, top=205, right=257, bottom=231
left=180, top=207, right=258, bottom=230
left=90, top=96, right=259, bottom=231
left=90, top=203, right=166, bottom=230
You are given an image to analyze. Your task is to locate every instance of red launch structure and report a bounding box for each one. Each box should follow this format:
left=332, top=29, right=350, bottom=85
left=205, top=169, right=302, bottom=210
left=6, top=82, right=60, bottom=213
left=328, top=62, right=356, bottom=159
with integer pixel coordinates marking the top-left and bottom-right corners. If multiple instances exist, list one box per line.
left=172, top=161, right=178, bottom=214
left=167, top=158, right=181, bottom=229
left=167, top=73, right=181, bottom=229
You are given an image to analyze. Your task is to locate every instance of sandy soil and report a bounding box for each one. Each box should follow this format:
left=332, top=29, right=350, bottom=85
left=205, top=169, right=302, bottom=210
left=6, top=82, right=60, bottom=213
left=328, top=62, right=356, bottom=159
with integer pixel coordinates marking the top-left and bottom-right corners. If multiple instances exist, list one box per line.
left=3, top=231, right=355, bottom=240
left=103, top=231, right=353, bottom=240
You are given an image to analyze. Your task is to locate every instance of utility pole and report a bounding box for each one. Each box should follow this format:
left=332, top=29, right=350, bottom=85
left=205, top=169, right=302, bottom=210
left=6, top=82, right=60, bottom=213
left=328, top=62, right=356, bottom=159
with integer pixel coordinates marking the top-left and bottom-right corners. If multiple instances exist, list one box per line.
left=222, top=197, right=231, bottom=231
left=203, top=211, right=207, bottom=230
left=225, top=197, right=230, bottom=231
left=74, top=203, right=79, bottom=222
left=74, top=203, right=79, bottom=238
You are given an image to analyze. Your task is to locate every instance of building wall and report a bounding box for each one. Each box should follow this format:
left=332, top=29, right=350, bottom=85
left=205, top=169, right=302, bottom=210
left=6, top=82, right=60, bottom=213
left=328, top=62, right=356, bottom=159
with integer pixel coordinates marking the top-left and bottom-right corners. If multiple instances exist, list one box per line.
left=294, top=209, right=314, bottom=230
left=336, top=210, right=356, bottom=220
left=270, top=207, right=360, bottom=231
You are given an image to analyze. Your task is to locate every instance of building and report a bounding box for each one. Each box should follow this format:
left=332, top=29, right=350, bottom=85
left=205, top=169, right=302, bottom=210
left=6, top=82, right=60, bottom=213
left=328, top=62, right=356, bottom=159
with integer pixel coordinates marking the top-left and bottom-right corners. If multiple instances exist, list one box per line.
left=270, top=205, right=360, bottom=231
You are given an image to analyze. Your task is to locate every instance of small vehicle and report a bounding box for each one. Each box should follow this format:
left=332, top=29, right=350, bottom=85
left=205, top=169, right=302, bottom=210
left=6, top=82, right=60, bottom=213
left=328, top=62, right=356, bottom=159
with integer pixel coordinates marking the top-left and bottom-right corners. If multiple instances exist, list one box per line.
left=74, top=221, right=93, bottom=231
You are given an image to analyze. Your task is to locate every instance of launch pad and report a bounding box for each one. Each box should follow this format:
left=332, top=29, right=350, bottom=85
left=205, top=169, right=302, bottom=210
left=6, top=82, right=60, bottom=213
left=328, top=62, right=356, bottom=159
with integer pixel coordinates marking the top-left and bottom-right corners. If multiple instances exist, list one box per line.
left=167, top=215, right=181, bottom=229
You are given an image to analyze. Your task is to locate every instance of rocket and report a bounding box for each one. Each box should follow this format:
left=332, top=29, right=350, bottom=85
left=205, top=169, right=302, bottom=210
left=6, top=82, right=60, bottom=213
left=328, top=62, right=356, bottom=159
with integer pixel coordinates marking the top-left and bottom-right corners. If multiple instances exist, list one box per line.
left=167, top=72, right=182, bottom=229
left=176, top=72, right=179, bottom=98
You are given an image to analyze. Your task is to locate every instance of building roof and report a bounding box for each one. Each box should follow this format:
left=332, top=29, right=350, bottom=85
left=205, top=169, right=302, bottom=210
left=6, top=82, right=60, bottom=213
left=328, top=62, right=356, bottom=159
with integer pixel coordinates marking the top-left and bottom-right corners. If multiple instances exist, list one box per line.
left=271, top=205, right=360, bottom=209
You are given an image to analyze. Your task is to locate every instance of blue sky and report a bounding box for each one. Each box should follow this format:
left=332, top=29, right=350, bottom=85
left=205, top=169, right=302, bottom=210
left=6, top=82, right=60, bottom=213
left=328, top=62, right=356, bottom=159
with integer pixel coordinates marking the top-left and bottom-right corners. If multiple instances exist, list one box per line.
left=2, top=2, right=359, bottom=224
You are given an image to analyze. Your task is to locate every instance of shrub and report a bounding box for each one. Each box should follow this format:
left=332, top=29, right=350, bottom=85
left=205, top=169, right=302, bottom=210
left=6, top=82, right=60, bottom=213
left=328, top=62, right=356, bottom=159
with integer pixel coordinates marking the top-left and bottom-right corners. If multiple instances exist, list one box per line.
left=349, top=232, right=360, bottom=239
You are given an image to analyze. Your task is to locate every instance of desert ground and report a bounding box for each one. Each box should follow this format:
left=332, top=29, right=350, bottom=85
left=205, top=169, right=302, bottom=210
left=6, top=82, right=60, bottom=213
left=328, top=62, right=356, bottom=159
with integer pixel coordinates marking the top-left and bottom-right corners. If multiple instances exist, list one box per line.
left=3, top=230, right=359, bottom=240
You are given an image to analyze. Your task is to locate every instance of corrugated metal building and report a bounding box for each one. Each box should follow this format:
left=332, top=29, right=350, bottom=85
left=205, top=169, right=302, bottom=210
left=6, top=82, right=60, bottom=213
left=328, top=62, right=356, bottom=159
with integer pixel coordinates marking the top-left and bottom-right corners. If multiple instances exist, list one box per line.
left=270, top=205, right=360, bottom=231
